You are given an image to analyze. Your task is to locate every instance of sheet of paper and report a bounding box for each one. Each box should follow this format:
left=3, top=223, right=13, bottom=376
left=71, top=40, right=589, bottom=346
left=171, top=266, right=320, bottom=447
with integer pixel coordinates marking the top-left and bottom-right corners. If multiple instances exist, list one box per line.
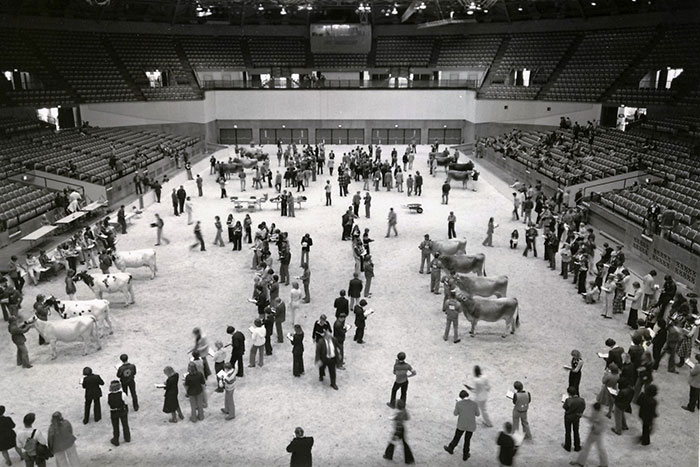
left=506, top=389, right=514, bottom=400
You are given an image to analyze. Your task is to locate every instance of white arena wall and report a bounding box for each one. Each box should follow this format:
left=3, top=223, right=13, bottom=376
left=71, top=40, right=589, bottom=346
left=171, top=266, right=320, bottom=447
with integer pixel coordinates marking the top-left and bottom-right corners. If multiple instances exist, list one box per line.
left=79, top=90, right=602, bottom=144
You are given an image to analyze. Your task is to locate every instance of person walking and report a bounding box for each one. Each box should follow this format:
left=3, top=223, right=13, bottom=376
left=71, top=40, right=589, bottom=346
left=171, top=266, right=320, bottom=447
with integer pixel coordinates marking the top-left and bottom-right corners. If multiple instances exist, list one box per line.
left=47, top=412, right=79, bottom=467
left=482, top=218, right=497, bottom=247
left=418, top=235, right=432, bottom=274
left=443, top=297, right=460, bottom=343
left=364, top=192, right=372, bottom=219
left=220, top=362, right=236, bottom=421
left=441, top=180, right=451, bottom=204
left=190, top=328, right=212, bottom=379
left=300, top=264, right=311, bottom=303
left=218, top=176, right=227, bottom=199
left=637, top=384, right=658, bottom=446
left=383, top=400, right=415, bottom=464
left=444, top=390, right=479, bottom=461
left=562, top=386, right=585, bottom=452
left=414, top=171, right=423, bottom=196
left=160, top=366, right=184, bottom=423
left=467, top=366, right=491, bottom=427
left=213, top=216, right=225, bottom=247
left=386, top=208, right=398, bottom=238
left=363, top=255, right=374, bottom=298
left=315, top=329, right=341, bottom=390
left=183, top=362, right=206, bottom=422
left=190, top=221, right=206, bottom=251
left=387, top=352, right=417, bottom=408
left=347, top=273, right=363, bottom=310
left=569, top=402, right=608, bottom=467
left=300, top=234, right=312, bottom=267
left=16, top=412, right=49, bottom=467
left=117, top=354, right=139, bottom=412
left=0, top=406, right=22, bottom=467
left=107, top=380, right=130, bottom=446
left=81, top=367, right=104, bottom=425
left=286, top=427, right=314, bottom=467
left=153, top=214, right=170, bottom=246
left=512, top=381, right=532, bottom=440
left=291, top=324, right=305, bottom=377
left=447, top=212, right=457, bottom=239
left=196, top=174, right=203, bottom=196
left=226, top=326, right=246, bottom=377
left=248, top=319, right=266, bottom=368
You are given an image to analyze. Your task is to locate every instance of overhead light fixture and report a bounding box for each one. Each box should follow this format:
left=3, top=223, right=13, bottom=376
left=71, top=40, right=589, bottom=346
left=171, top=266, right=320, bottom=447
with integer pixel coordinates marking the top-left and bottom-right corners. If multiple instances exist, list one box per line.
left=306, top=3, right=312, bottom=9
left=280, top=6, right=287, bottom=14
left=257, top=3, right=264, bottom=10
left=419, top=1, right=427, bottom=9
left=467, top=9, right=474, bottom=14
left=517, top=5, right=523, bottom=11
left=449, top=9, right=454, bottom=17
left=591, top=1, right=596, bottom=5
left=391, top=6, right=398, bottom=14
left=483, top=8, right=488, bottom=12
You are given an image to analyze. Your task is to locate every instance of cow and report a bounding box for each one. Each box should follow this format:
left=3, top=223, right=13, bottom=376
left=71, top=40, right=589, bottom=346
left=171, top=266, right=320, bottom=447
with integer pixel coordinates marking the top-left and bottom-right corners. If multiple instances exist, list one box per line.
left=237, top=147, right=269, bottom=161
left=232, top=157, right=261, bottom=169
left=450, top=288, right=520, bottom=338
left=446, top=170, right=471, bottom=188
left=437, top=253, right=487, bottom=276
left=43, top=296, right=113, bottom=336
left=112, top=249, right=157, bottom=279
left=449, top=162, right=474, bottom=172
left=429, top=238, right=467, bottom=257
left=444, top=273, right=508, bottom=298
left=75, top=271, right=135, bottom=305
left=23, top=314, right=101, bottom=359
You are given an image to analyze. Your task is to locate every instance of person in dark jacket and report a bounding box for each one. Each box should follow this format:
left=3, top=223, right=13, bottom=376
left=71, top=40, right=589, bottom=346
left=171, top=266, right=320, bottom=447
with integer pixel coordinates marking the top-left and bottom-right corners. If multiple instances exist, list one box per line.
left=637, top=384, right=658, bottom=446
left=333, top=290, right=349, bottom=318
left=347, top=273, right=363, bottom=310
left=82, top=367, right=104, bottom=424
left=227, top=326, right=246, bottom=377
left=0, top=406, right=22, bottom=466
left=286, top=426, right=313, bottom=467
left=300, top=234, right=313, bottom=267
left=497, top=422, right=517, bottom=466
left=562, top=386, right=585, bottom=452
left=333, top=314, right=348, bottom=370
left=311, top=315, right=331, bottom=343
left=117, top=354, right=138, bottom=411
left=611, top=379, right=634, bottom=435
left=170, top=188, right=179, bottom=216
left=176, top=186, right=187, bottom=214
left=291, top=324, right=305, bottom=377
left=107, top=380, right=130, bottom=446
left=161, top=366, right=184, bottom=423
left=353, top=299, right=368, bottom=344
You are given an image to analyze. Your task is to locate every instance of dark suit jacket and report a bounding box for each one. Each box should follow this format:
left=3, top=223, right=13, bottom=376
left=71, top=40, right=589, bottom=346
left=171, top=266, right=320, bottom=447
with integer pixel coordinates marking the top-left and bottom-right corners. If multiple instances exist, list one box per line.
left=315, top=336, right=341, bottom=365
left=354, top=304, right=366, bottom=326
left=348, top=278, right=363, bottom=298
left=286, top=436, right=314, bottom=467
left=334, top=297, right=349, bottom=318
left=231, top=331, right=246, bottom=356
left=83, top=374, right=104, bottom=399
left=607, top=346, right=624, bottom=369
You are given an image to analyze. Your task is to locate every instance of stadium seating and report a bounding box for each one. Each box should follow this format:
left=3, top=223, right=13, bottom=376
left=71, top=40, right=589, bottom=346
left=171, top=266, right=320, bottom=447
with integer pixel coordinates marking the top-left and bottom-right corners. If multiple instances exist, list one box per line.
left=312, top=54, right=368, bottom=69
left=436, top=35, right=502, bottom=68
left=375, top=36, right=434, bottom=67
left=0, top=179, right=56, bottom=229
left=247, top=37, right=307, bottom=68
left=179, top=36, right=246, bottom=70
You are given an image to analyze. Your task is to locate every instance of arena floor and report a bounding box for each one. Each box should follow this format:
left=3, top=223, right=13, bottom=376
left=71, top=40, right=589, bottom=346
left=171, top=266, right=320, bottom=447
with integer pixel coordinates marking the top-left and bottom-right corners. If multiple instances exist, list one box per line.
left=2, top=145, right=697, bottom=467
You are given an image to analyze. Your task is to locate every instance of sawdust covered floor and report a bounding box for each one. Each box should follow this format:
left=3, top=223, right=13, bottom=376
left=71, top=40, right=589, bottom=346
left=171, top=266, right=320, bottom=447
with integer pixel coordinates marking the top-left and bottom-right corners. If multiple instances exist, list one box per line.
left=1, top=145, right=696, bottom=467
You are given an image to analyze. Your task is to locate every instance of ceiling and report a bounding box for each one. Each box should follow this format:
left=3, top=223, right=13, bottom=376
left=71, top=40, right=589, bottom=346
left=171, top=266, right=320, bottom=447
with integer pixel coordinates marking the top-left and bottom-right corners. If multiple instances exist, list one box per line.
left=0, top=0, right=697, bottom=26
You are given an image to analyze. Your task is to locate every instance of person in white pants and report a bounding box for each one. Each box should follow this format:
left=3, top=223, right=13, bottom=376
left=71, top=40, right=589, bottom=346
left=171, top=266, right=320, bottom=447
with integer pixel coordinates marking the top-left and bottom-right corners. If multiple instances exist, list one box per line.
left=468, top=366, right=493, bottom=427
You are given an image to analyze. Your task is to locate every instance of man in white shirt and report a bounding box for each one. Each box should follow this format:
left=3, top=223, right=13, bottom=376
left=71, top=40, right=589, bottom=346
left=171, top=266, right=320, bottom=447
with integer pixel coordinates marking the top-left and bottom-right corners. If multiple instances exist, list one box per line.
left=641, top=270, right=657, bottom=310
left=15, top=412, right=47, bottom=467
left=248, top=319, right=266, bottom=368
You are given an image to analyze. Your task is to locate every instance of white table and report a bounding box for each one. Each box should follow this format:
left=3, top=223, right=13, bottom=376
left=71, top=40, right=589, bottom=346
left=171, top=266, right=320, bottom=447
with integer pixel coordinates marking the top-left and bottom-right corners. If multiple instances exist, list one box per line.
left=21, top=225, right=59, bottom=243
left=81, top=201, right=108, bottom=212
left=55, top=211, right=88, bottom=225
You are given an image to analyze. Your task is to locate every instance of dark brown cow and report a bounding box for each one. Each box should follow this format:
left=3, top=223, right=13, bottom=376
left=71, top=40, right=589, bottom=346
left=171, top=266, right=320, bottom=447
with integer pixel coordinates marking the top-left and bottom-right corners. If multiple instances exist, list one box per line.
left=449, top=162, right=474, bottom=172
left=446, top=170, right=470, bottom=188
left=450, top=289, right=520, bottom=337
left=444, top=273, right=508, bottom=298
left=437, top=253, right=486, bottom=276
left=429, top=238, right=467, bottom=257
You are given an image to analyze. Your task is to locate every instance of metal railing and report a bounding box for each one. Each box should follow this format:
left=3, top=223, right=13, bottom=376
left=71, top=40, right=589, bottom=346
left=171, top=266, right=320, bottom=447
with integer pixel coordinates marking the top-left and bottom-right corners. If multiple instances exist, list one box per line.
left=202, top=78, right=479, bottom=91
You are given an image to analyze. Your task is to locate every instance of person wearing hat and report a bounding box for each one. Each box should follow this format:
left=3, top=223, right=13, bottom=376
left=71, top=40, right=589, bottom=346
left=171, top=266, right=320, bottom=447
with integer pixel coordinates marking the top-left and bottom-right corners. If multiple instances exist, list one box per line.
left=82, top=367, right=104, bottom=425
left=444, top=390, right=480, bottom=461
left=353, top=299, right=368, bottom=344
left=107, top=380, right=130, bottom=446
left=387, top=352, right=416, bottom=408
left=315, top=329, right=341, bottom=390
left=312, top=315, right=331, bottom=343
left=418, top=234, right=432, bottom=274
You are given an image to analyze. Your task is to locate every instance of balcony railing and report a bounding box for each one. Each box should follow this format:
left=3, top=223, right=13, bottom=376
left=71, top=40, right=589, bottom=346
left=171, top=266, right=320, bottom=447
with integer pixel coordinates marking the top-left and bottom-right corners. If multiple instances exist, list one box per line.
left=202, top=78, right=479, bottom=91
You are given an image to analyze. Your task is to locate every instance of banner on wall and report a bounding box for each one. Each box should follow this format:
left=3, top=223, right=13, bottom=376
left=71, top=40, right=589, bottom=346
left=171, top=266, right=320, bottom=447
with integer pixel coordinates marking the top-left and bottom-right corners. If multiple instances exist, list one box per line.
left=310, top=24, right=371, bottom=54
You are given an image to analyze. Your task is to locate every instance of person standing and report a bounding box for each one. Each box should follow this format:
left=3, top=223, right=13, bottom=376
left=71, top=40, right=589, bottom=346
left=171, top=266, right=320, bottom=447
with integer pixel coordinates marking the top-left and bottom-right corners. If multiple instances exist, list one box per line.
left=185, top=197, right=194, bottom=225
left=430, top=253, right=442, bottom=295
left=468, top=366, right=491, bottom=427
left=383, top=400, right=414, bottom=464
left=562, top=386, right=585, bottom=452
left=441, top=180, right=451, bottom=204
left=81, top=367, right=104, bottom=425
left=190, top=221, right=206, bottom=252
left=352, top=191, right=361, bottom=217
left=387, top=352, right=417, bottom=408
left=363, top=192, right=372, bottom=219
left=483, top=218, right=497, bottom=247
left=153, top=214, right=169, bottom=246
left=286, top=427, right=314, bottom=467
left=414, top=171, right=423, bottom=196
left=447, top=212, right=457, bottom=239
left=217, top=176, right=227, bottom=199
left=637, top=384, right=658, bottom=445
left=107, top=380, right=130, bottom=446
left=244, top=214, right=252, bottom=244
left=315, top=329, right=341, bottom=390
left=569, top=402, right=608, bottom=467
left=311, top=315, right=331, bottom=343
left=291, top=324, right=305, bottom=377
left=443, top=297, right=460, bottom=343
left=190, top=329, right=211, bottom=379
left=176, top=185, right=186, bottom=214
left=347, top=273, right=363, bottom=310
left=117, top=205, right=127, bottom=234
left=287, top=192, right=296, bottom=218
left=116, top=354, right=139, bottom=412
left=626, top=282, right=644, bottom=329
left=512, top=381, right=532, bottom=440
left=682, top=353, right=700, bottom=412
left=324, top=180, right=332, bottom=206
left=226, top=326, right=246, bottom=377
left=8, top=317, right=31, bottom=369
left=522, top=224, right=538, bottom=257
left=418, top=235, right=432, bottom=274
left=334, top=290, right=349, bottom=318
left=170, top=188, right=179, bottom=216
left=248, top=319, right=266, bottom=368
left=406, top=174, right=414, bottom=196
left=512, top=193, right=521, bottom=221
left=213, top=216, right=225, bottom=247
left=444, top=390, right=479, bottom=461
left=386, top=208, right=398, bottom=238
left=300, top=264, right=311, bottom=303
left=47, top=412, right=79, bottom=467
left=353, top=299, right=368, bottom=344
left=300, top=234, right=312, bottom=266
left=280, top=246, right=291, bottom=286
left=497, top=422, right=517, bottom=467
left=220, top=362, right=236, bottom=421
left=273, top=297, right=286, bottom=344
left=363, top=255, right=374, bottom=298
left=333, top=314, right=348, bottom=370
left=568, top=350, right=584, bottom=395
left=196, top=174, right=203, bottom=196
left=0, top=406, right=22, bottom=467
left=641, top=270, right=657, bottom=310
left=161, top=366, right=184, bottom=423
left=15, top=412, right=47, bottom=467
left=263, top=308, right=275, bottom=356
left=289, top=283, right=302, bottom=325
left=183, top=362, right=206, bottom=422
left=611, top=378, right=634, bottom=435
